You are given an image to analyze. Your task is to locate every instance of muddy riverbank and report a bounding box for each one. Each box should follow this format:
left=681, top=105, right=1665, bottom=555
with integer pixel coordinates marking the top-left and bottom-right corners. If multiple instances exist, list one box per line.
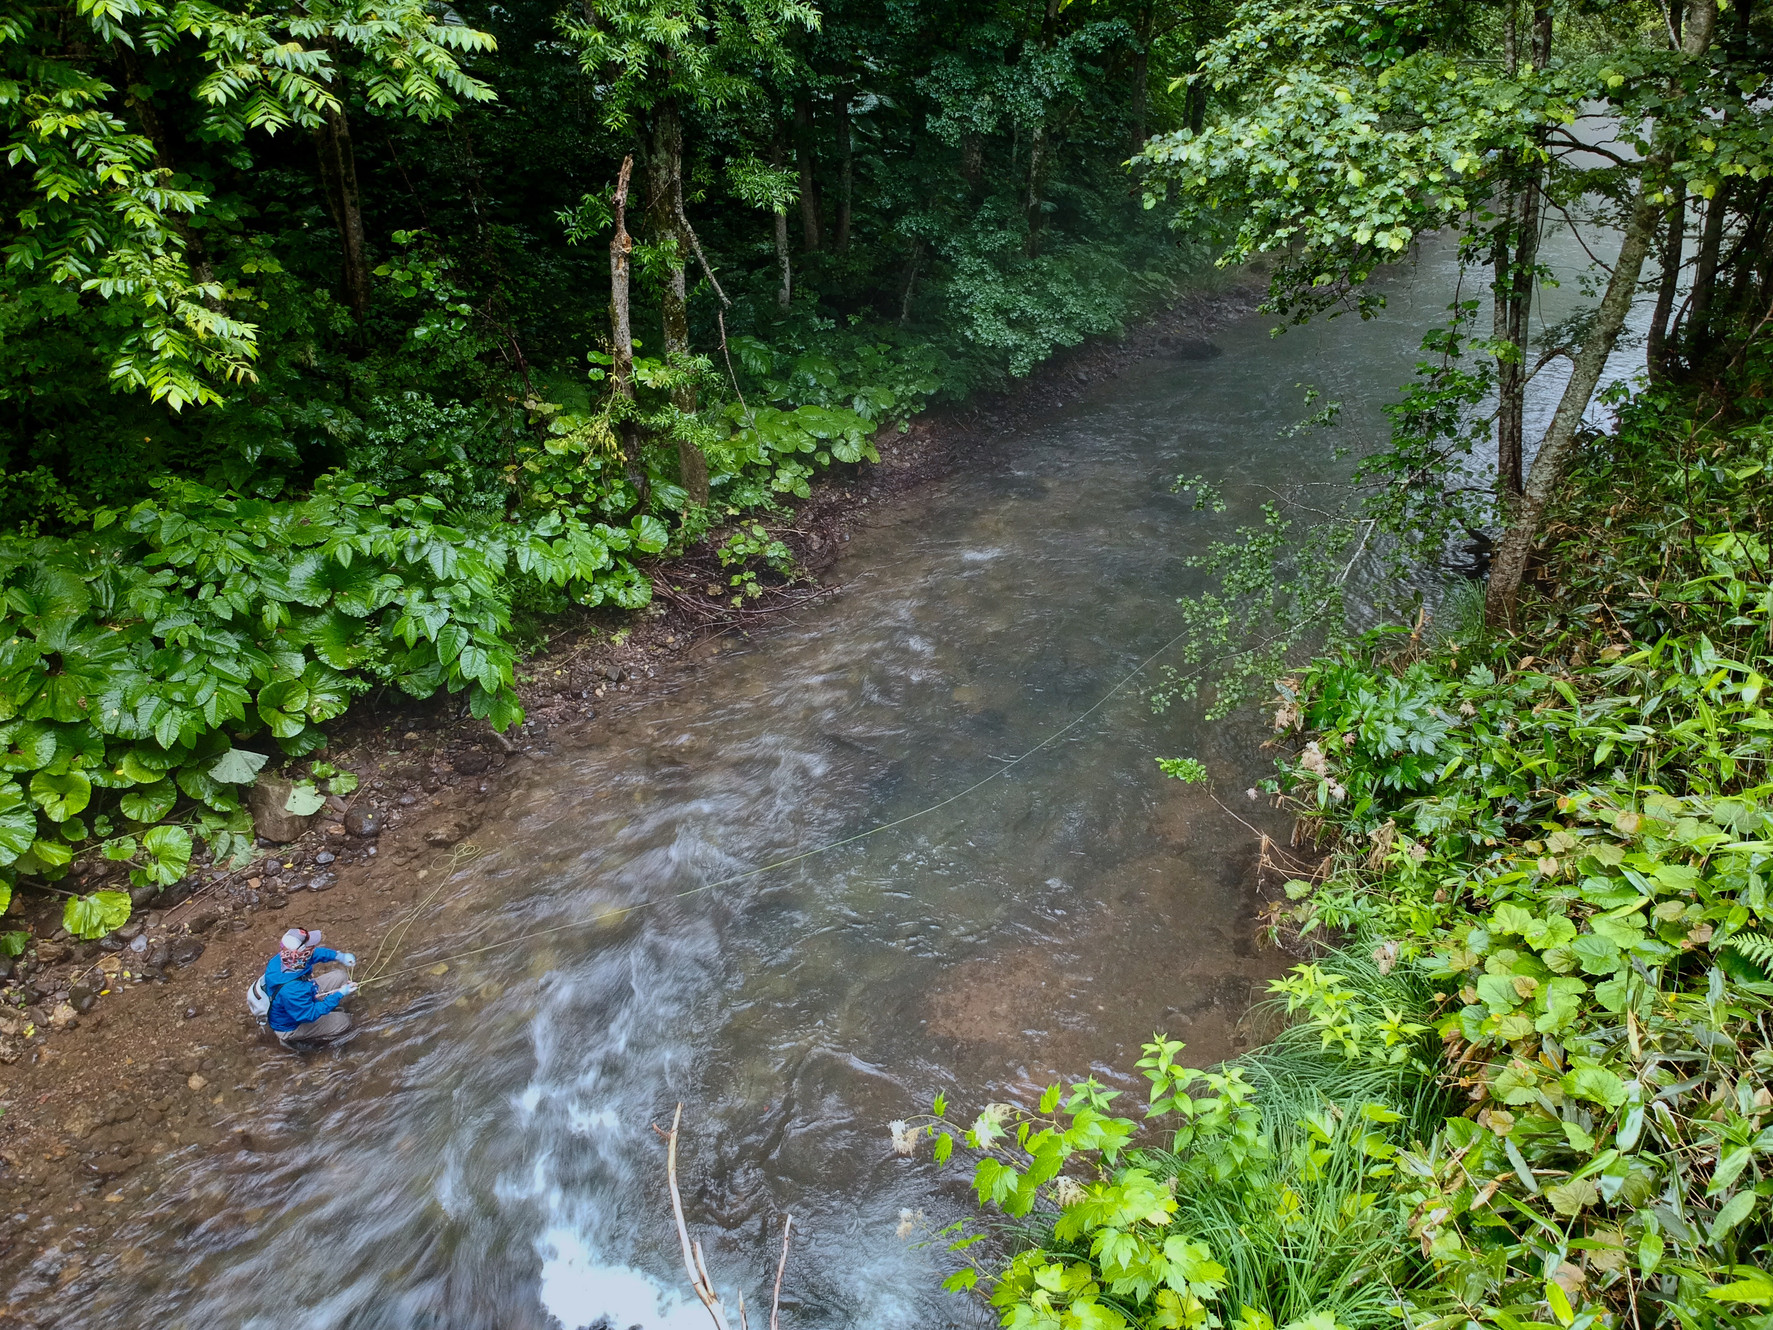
left=0, top=281, right=1270, bottom=1308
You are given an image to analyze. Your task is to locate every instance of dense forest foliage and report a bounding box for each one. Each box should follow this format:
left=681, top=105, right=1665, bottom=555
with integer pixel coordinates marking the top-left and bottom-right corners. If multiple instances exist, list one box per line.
left=919, top=0, right=1773, bottom=1326
left=0, top=0, right=1201, bottom=928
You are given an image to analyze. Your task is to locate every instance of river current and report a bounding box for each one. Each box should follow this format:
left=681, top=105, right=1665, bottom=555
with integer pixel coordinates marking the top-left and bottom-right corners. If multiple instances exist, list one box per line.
left=27, top=227, right=1644, bottom=1329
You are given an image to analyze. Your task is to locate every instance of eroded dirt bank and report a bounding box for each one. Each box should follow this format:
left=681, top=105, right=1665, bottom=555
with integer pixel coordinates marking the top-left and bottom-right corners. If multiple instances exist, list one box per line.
left=0, top=284, right=1264, bottom=1309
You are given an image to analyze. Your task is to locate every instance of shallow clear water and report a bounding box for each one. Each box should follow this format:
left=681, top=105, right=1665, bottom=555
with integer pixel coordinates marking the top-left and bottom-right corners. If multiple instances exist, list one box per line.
left=25, top=228, right=1648, bottom=1330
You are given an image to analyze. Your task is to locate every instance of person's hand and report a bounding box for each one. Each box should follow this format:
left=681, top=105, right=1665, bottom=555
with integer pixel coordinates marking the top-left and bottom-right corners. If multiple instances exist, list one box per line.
left=339, top=952, right=357, bottom=966
left=338, top=981, right=360, bottom=997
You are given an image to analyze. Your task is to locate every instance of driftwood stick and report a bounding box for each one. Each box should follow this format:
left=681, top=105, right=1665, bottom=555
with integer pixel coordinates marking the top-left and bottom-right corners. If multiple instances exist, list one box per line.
left=770, top=1215, right=793, bottom=1330
left=656, top=1103, right=734, bottom=1330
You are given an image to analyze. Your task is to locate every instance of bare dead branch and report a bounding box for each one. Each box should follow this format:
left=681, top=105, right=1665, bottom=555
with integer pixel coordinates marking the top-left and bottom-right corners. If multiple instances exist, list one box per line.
left=770, top=1216, right=793, bottom=1330
left=655, top=1103, right=736, bottom=1330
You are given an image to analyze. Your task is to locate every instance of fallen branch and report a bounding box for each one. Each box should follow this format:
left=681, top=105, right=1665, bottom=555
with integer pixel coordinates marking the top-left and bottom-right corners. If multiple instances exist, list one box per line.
left=656, top=1105, right=796, bottom=1330
left=656, top=1102, right=735, bottom=1330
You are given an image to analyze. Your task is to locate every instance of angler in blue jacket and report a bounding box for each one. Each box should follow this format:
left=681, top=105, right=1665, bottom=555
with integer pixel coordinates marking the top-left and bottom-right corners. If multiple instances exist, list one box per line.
left=264, top=926, right=358, bottom=1044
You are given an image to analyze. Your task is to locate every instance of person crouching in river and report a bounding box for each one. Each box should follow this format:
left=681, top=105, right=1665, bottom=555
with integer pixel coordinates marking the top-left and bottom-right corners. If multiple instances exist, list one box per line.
left=265, top=927, right=359, bottom=1047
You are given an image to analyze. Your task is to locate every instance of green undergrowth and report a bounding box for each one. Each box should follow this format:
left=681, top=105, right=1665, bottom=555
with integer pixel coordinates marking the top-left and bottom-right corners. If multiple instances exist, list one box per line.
left=0, top=243, right=1199, bottom=946
left=911, top=372, right=1773, bottom=1324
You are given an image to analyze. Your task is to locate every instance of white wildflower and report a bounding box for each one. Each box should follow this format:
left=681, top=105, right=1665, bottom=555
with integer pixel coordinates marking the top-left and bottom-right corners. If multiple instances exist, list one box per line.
left=896, top=1207, right=924, bottom=1240
left=1051, top=1177, right=1087, bottom=1208
left=1272, top=701, right=1299, bottom=732
left=888, top=1120, right=919, bottom=1157
left=1406, top=841, right=1427, bottom=864
left=1458, top=701, right=1476, bottom=717
left=1328, top=781, right=1347, bottom=802
left=1371, top=940, right=1399, bottom=975
left=980, top=1102, right=1014, bottom=1128
left=1246, top=787, right=1259, bottom=801
left=1299, top=742, right=1328, bottom=778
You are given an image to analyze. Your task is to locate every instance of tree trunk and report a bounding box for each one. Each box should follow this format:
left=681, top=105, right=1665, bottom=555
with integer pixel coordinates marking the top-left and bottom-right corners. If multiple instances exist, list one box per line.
left=772, top=138, right=792, bottom=309
left=312, top=101, right=371, bottom=321
left=794, top=95, right=821, bottom=252
left=1647, top=187, right=1686, bottom=381
left=834, top=93, right=853, bottom=251
left=610, top=156, right=635, bottom=403
left=898, top=241, right=923, bottom=325
left=1025, top=122, right=1046, bottom=257
left=648, top=100, right=709, bottom=506
left=1489, top=1, right=1543, bottom=499
left=1485, top=0, right=1718, bottom=627
left=1687, top=179, right=1732, bottom=362
left=1128, top=14, right=1151, bottom=157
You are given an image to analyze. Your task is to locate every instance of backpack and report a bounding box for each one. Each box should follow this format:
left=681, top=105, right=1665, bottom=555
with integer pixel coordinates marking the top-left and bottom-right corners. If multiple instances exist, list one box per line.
left=247, top=974, right=270, bottom=1020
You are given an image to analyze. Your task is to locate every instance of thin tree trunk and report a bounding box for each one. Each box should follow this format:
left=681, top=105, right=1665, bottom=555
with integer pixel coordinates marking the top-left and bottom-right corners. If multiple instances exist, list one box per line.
left=960, top=134, right=984, bottom=195
left=772, top=139, right=792, bottom=309
left=794, top=96, right=821, bottom=252
left=834, top=92, right=852, bottom=251
left=898, top=241, right=923, bottom=325
left=1490, top=0, right=1543, bottom=499
left=1128, top=5, right=1152, bottom=157
left=1647, top=187, right=1686, bottom=381
left=1025, top=122, right=1046, bottom=257
left=312, top=101, right=371, bottom=321
left=647, top=100, right=708, bottom=506
left=1688, top=179, right=1732, bottom=362
left=1485, top=0, right=1718, bottom=627
left=610, top=156, right=635, bottom=402
left=609, top=154, right=643, bottom=491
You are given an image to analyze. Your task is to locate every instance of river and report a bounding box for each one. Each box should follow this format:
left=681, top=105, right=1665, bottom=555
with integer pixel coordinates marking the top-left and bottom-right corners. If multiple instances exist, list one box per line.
left=22, top=226, right=1644, bottom=1329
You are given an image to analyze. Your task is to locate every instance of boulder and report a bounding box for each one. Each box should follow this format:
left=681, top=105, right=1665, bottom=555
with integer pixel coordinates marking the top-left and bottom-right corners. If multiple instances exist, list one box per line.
left=248, top=776, right=314, bottom=844
left=343, top=807, right=382, bottom=838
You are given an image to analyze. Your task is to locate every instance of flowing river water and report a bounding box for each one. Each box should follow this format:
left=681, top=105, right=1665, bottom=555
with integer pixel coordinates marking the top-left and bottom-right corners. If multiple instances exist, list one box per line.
left=27, top=229, right=1644, bottom=1330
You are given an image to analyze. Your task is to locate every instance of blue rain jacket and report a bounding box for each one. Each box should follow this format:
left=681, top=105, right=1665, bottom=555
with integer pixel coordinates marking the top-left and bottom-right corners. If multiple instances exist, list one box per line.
left=262, top=947, right=338, bottom=994
left=264, top=949, right=342, bottom=1033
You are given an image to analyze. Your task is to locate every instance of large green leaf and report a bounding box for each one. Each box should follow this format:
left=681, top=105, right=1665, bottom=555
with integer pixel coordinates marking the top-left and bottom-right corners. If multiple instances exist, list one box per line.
left=135, top=824, right=192, bottom=886
left=121, top=778, right=177, bottom=823
left=284, top=781, right=327, bottom=816
left=0, top=722, right=57, bottom=772
left=209, top=747, right=270, bottom=785
left=0, top=781, right=36, bottom=866
left=29, top=768, right=91, bottom=822
left=63, top=889, right=131, bottom=940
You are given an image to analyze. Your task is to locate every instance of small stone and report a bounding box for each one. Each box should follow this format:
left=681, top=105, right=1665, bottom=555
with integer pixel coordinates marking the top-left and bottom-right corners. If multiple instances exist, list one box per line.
left=186, top=1074, right=207, bottom=1092
left=184, top=1007, right=199, bottom=1020
left=309, top=873, right=337, bottom=892
left=397, top=793, right=417, bottom=807
left=266, top=894, right=288, bottom=910
left=315, top=851, right=335, bottom=865
left=185, top=908, right=220, bottom=935
left=424, top=818, right=472, bottom=848
left=49, top=1003, right=78, bottom=1030
left=165, top=938, right=205, bottom=968
left=68, top=983, right=98, bottom=1014
left=344, top=807, right=382, bottom=838
left=451, top=751, right=491, bottom=776
left=129, top=934, right=148, bottom=953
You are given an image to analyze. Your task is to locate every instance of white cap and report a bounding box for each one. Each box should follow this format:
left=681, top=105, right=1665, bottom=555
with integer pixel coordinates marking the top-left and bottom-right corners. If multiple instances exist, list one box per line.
left=280, top=927, right=322, bottom=950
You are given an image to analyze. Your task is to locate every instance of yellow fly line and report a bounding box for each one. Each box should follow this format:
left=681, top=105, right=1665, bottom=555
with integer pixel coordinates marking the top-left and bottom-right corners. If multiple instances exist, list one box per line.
left=358, top=622, right=1200, bottom=990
